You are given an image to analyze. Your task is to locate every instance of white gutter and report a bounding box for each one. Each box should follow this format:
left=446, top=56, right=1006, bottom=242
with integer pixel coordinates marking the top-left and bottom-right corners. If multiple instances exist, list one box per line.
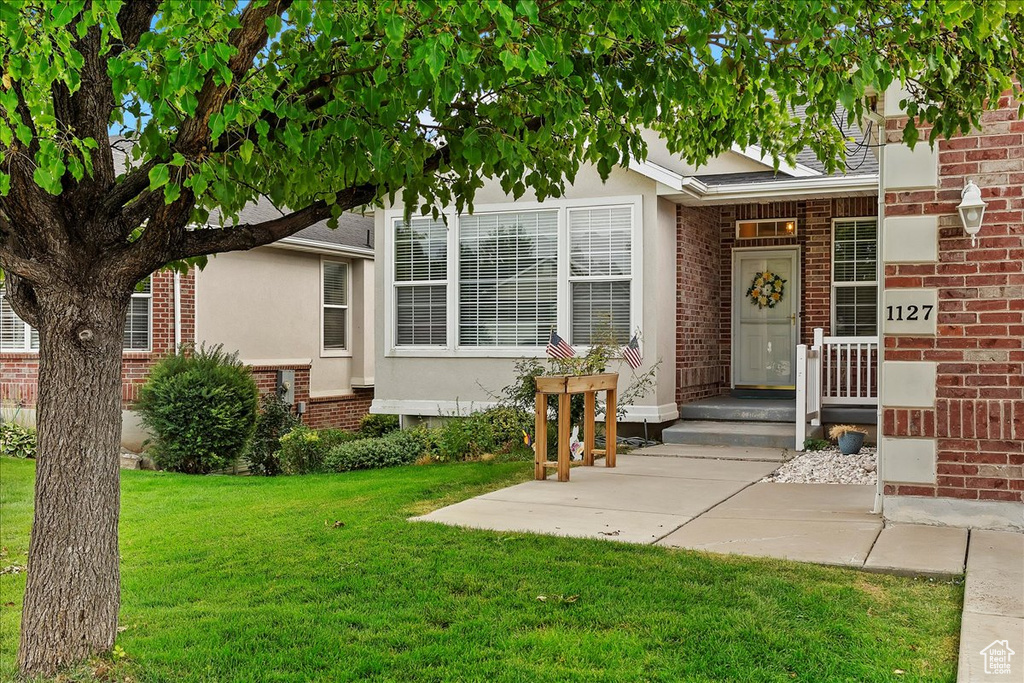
left=628, top=158, right=878, bottom=204
left=274, top=236, right=375, bottom=259
left=873, top=116, right=886, bottom=517
left=687, top=174, right=879, bottom=204
left=173, top=270, right=182, bottom=351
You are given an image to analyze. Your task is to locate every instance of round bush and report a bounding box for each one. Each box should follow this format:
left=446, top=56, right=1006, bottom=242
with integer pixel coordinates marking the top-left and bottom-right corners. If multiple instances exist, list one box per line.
left=325, top=430, right=424, bottom=472
left=136, top=345, right=258, bottom=474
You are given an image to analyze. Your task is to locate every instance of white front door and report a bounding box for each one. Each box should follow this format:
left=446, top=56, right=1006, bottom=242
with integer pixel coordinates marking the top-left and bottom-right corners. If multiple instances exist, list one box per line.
left=732, top=248, right=800, bottom=389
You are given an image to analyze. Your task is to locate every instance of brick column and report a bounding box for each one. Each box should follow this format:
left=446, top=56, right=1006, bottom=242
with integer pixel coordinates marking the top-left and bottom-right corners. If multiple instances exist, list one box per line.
left=881, top=85, right=1024, bottom=531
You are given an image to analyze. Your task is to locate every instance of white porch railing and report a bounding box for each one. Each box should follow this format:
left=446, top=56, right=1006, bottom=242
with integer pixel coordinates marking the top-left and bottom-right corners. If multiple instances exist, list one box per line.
left=796, top=328, right=879, bottom=450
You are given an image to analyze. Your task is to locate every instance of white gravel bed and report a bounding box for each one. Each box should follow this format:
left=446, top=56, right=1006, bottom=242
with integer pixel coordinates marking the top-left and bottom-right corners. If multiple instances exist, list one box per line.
left=761, top=446, right=877, bottom=485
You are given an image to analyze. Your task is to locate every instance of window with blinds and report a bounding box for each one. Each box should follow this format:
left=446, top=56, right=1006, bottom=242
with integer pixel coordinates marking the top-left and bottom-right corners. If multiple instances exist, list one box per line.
left=322, top=261, right=349, bottom=351
left=1, top=280, right=152, bottom=352
left=833, top=218, right=878, bottom=336
left=568, top=206, right=633, bottom=344
left=458, top=210, right=558, bottom=346
left=1, top=286, right=39, bottom=351
left=394, top=217, right=448, bottom=346
left=124, top=278, right=152, bottom=350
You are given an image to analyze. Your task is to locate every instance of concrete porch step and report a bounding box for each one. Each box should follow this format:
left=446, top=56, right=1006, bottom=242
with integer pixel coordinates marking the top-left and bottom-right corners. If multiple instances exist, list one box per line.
left=679, top=397, right=796, bottom=423
left=663, top=420, right=795, bottom=450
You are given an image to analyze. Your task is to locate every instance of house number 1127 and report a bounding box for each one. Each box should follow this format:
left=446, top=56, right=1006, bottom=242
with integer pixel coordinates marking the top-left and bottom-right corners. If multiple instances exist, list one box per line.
left=886, top=304, right=933, bottom=322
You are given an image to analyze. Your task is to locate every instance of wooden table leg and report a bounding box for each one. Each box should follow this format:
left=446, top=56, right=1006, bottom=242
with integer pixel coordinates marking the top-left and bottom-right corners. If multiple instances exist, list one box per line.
left=557, top=392, right=571, bottom=481
left=605, top=388, right=616, bottom=468
left=534, top=392, right=547, bottom=480
left=583, top=390, right=596, bottom=466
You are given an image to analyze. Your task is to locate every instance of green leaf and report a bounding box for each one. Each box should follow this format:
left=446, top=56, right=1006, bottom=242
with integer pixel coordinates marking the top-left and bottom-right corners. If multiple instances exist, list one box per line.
left=148, top=164, right=170, bottom=190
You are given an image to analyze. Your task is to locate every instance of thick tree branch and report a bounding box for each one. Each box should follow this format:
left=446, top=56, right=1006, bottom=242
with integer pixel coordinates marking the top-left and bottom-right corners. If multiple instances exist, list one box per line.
left=108, top=1, right=160, bottom=60
left=176, top=0, right=292, bottom=154
left=176, top=140, right=453, bottom=259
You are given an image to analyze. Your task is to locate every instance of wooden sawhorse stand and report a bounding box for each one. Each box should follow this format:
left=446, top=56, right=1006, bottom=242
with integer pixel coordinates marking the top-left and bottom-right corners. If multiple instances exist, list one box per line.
left=533, top=373, right=618, bottom=481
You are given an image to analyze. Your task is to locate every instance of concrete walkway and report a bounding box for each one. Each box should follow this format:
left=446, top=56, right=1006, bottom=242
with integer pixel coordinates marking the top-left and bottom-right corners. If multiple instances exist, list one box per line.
left=957, top=530, right=1024, bottom=682
left=415, top=446, right=969, bottom=575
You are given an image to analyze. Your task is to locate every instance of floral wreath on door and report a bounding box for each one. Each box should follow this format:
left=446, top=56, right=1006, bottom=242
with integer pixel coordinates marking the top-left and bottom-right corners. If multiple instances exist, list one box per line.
left=746, top=271, right=786, bottom=309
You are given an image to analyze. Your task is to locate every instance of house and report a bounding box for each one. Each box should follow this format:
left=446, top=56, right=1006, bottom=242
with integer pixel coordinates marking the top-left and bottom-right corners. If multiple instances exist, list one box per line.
left=0, top=199, right=376, bottom=449
left=371, top=83, right=1024, bottom=532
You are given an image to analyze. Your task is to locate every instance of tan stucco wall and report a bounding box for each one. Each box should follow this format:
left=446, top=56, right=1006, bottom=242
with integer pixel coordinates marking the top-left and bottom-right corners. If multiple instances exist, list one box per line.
left=372, top=164, right=679, bottom=422
left=195, top=246, right=370, bottom=395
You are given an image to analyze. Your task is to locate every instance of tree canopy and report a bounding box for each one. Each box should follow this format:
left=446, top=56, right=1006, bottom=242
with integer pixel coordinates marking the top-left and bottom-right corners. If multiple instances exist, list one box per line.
left=2, top=0, right=1021, bottom=283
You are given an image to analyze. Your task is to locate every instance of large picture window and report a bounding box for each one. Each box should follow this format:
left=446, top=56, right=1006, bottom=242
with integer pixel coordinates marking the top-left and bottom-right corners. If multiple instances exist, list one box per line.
left=569, top=207, right=633, bottom=344
left=832, top=218, right=878, bottom=336
left=2, top=279, right=152, bottom=352
left=388, top=200, right=637, bottom=353
left=458, top=210, right=558, bottom=346
left=394, top=217, right=448, bottom=346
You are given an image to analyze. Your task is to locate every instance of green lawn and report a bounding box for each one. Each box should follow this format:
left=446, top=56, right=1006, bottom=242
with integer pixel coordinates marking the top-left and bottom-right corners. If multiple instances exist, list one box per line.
left=0, top=456, right=961, bottom=682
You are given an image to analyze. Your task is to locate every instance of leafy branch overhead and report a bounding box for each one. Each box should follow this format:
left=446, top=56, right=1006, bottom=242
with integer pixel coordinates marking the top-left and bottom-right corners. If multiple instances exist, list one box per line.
left=1, top=0, right=1022, bottom=286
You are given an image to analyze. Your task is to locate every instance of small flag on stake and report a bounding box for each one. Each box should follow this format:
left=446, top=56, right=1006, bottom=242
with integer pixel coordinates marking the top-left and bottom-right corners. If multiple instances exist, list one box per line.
left=623, top=333, right=642, bottom=369
left=546, top=330, right=575, bottom=359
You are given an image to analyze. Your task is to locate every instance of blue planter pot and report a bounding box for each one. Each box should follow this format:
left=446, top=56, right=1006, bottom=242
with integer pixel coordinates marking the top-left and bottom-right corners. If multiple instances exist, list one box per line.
left=838, top=431, right=865, bottom=455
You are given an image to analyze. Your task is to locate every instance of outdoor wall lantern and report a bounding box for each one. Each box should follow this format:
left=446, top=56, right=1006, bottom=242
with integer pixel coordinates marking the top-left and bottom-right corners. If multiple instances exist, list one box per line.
left=957, top=180, right=987, bottom=246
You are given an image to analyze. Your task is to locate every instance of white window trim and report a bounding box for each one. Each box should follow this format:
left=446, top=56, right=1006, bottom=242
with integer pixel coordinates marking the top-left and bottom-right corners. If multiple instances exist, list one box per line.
left=382, top=195, right=643, bottom=358
left=830, top=216, right=879, bottom=336
left=320, top=257, right=353, bottom=357
left=735, top=217, right=799, bottom=239
left=123, top=281, right=153, bottom=354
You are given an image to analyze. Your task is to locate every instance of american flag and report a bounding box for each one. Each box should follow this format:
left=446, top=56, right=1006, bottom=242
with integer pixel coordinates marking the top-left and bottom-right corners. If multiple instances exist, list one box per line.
left=546, top=331, right=575, bottom=359
left=623, top=333, right=642, bottom=369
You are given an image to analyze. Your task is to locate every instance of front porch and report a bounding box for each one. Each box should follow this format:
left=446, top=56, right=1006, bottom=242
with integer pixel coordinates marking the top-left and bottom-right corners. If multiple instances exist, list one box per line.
left=666, top=328, right=879, bottom=451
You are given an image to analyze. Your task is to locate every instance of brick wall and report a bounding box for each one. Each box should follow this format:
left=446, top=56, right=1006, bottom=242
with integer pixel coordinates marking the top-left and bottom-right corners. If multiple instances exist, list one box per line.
left=676, top=205, right=722, bottom=404
left=250, top=364, right=372, bottom=431
left=1, top=268, right=192, bottom=407
left=882, top=94, right=1024, bottom=506
left=715, top=197, right=878, bottom=388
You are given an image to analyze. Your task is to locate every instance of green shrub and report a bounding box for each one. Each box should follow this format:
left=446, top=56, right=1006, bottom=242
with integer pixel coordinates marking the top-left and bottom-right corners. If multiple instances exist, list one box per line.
left=0, top=422, right=36, bottom=459
left=325, top=430, right=424, bottom=472
left=318, top=428, right=360, bottom=450
left=245, top=393, right=300, bottom=476
left=136, top=344, right=258, bottom=474
left=358, top=413, right=400, bottom=438
left=278, top=426, right=329, bottom=474
left=475, top=406, right=533, bottom=452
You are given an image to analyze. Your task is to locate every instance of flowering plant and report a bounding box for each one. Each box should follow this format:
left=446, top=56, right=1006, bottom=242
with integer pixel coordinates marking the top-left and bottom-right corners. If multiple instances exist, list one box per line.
left=746, top=270, right=786, bottom=309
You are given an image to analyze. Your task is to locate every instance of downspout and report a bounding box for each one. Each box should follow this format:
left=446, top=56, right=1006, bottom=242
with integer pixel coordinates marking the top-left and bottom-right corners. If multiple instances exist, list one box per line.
left=173, top=270, right=182, bottom=351
left=873, top=117, right=886, bottom=516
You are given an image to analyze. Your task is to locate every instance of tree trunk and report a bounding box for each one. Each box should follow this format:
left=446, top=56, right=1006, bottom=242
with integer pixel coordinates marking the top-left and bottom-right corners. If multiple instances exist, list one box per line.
left=17, top=286, right=130, bottom=677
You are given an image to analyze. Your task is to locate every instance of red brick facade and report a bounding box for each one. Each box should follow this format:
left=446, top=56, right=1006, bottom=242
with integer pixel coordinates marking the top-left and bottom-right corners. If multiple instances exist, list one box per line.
left=675, top=197, right=877, bottom=405
left=2, top=268, right=372, bottom=432
left=250, top=364, right=372, bottom=431
left=882, top=94, right=1024, bottom=504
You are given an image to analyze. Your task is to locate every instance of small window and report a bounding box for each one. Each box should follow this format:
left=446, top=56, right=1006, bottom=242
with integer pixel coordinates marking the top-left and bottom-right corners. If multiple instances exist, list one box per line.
left=322, top=261, right=349, bottom=351
left=736, top=218, right=797, bottom=239
left=123, top=278, right=152, bottom=351
left=0, top=286, right=39, bottom=351
left=833, top=218, right=878, bottom=336
left=394, top=217, right=448, bottom=346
